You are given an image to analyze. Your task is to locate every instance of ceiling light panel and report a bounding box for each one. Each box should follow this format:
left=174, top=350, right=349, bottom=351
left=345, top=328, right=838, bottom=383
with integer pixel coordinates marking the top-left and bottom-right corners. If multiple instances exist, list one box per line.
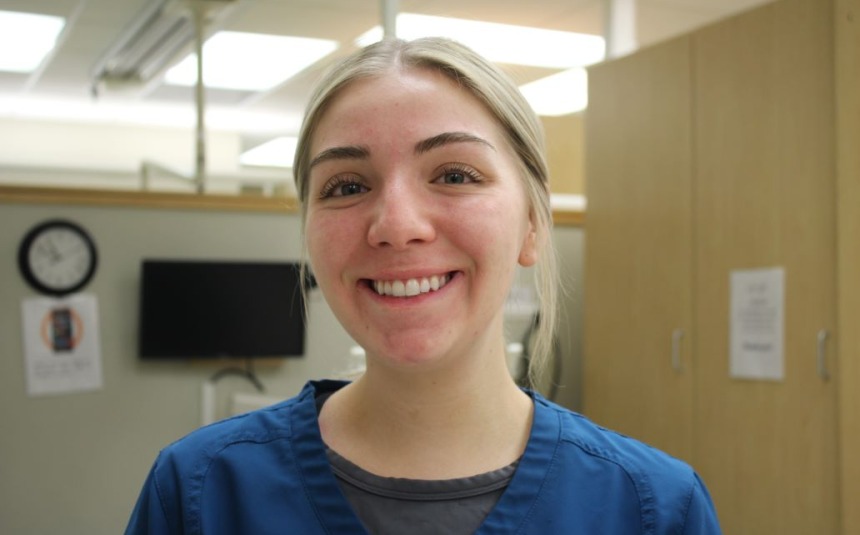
left=165, top=31, right=338, bottom=91
left=0, top=10, right=65, bottom=73
left=240, top=137, right=298, bottom=168
left=519, top=68, right=589, bottom=116
left=357, top=13, right=605, bottom=69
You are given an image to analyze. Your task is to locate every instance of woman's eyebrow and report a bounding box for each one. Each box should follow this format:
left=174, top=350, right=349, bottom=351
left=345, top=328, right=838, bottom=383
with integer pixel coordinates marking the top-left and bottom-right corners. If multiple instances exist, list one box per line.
left=309, top=145, right=370, bottom=170
left=414, top=132, right=496, bottom=155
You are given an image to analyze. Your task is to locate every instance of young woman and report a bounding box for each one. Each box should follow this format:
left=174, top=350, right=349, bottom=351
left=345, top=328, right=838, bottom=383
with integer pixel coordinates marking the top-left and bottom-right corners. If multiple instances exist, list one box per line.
left=126, top=38, right=721, bottom=534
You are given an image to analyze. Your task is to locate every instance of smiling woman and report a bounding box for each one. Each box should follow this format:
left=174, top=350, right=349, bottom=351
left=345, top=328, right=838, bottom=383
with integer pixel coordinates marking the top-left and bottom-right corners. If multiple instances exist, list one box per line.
left=304, top=67, right=536, bottom=385
left=125, top=37, right=721, bottom=535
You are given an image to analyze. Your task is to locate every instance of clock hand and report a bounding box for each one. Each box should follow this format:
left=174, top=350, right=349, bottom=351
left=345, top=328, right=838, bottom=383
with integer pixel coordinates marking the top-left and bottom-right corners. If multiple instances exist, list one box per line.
left=46, top=238, right=63, bottom=263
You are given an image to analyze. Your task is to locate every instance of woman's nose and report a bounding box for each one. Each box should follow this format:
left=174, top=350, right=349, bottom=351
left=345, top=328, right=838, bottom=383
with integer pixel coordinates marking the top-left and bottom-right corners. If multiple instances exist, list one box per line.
left=366, top=180, right=436, bottom=249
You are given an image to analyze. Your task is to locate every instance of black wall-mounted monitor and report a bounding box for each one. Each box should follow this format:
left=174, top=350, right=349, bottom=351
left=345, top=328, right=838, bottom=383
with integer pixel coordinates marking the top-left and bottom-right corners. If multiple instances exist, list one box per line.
left=139, top=260, right=306, bottom=359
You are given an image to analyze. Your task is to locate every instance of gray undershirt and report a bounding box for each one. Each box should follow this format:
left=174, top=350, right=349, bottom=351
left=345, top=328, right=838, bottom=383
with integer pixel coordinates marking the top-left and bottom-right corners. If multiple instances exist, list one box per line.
left=326, top=447, right=517, bottom=535
left=316, top=392, right=517, bottom=534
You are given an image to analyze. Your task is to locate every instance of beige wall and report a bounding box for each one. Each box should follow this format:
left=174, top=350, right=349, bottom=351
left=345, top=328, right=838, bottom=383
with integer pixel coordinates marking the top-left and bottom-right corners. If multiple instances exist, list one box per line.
left=0, top=200, right=356, bottom=534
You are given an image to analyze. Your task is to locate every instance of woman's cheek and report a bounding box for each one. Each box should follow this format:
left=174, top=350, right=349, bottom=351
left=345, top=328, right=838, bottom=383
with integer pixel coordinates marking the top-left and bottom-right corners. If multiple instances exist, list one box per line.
left=306, top=212, right=358, bottom=279
left=305, top=215, right=332, bottom=276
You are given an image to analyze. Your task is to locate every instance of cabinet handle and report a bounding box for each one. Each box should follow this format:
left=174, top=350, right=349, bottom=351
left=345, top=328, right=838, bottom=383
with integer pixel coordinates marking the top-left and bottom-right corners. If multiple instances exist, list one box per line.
left=817, top=330, right=830, bottom=381
left=671, top=328, right=684, bottom=373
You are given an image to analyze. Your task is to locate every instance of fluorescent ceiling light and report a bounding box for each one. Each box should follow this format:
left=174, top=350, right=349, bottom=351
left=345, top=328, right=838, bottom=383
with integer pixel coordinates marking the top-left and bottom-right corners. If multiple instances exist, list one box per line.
left=519, top=68, right=588, bottom=116
left=0, top=10, right=65, bottom=73
left=165, top=31, right=338, bottom=91
left=240, top=137, right=299, bottom=168
left=356, top=14, right=604, bottom=69
left=0, top=96, right=303, bottom=133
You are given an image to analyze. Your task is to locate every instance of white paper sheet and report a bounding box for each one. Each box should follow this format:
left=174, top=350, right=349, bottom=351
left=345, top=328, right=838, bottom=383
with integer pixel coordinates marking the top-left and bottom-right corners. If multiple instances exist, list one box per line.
left=21, top=294, right=103, bottom=396
left=729, top=267, right=785, bottom=381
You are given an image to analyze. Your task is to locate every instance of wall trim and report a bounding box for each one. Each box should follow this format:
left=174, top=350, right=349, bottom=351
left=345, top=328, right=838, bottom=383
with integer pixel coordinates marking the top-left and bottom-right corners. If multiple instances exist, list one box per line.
left=0, top=185, right=585, bottom=226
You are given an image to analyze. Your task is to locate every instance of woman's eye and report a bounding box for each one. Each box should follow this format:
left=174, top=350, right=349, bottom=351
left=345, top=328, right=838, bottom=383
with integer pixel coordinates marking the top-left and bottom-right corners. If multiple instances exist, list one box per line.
left=320, top=178, right=368, bottom=198
left=435, top=166, right=481, bottom=185
left=443, top=172, right=468, bottom=184
left=334, top=182, right=366, bottom=196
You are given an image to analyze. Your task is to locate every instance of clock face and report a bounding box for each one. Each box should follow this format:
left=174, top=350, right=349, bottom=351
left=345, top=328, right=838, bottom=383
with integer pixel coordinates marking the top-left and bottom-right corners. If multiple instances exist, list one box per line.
left=18, top=220, right=98, bottom=296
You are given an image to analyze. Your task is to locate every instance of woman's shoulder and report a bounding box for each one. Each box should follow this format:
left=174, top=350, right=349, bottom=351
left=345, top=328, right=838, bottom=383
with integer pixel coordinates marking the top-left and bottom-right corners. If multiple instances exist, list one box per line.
left=156, top=381, right=328, bottom=472
left=126, top=382, right=343, bottom=533
left=534, top=395, right=700, bottom=497
left=532, top=397, right=720, bottom=532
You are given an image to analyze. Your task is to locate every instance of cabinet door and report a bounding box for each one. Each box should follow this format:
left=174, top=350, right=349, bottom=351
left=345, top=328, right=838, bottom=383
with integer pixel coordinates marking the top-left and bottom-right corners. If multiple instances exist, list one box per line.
left=583, top=36, right=694, bottom=462
left=693, top=2, right=839, bottom=533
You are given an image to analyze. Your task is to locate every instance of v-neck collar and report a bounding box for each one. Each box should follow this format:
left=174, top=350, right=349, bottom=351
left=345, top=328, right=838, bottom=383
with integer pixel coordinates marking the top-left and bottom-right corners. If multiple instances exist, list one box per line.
left=476, top=391, right=561, bottom=534
left=291, top=380, right=366, bottom=533
left=290, top=380, right=562, bottom=534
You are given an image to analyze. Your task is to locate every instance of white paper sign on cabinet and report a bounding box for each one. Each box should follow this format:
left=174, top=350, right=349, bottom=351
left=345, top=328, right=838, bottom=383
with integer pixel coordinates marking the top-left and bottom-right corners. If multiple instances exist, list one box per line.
left=730, top=267, right=785, bottom=381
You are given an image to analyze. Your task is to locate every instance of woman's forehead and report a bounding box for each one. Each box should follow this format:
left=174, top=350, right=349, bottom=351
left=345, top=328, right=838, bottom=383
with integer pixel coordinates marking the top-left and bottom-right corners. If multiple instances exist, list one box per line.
left=310, top=69, right=504, bottom=153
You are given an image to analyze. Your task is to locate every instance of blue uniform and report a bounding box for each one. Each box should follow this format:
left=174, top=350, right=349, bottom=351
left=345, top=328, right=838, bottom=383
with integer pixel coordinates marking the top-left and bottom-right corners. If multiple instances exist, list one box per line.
left=126, top=380, right=721, bottom=534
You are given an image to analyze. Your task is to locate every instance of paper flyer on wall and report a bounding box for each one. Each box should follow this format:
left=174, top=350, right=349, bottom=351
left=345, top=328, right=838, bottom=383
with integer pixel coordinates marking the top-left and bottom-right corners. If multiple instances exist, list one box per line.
left=729, top=267, right=785, bottom=381
left=21, top=294, right=103, bottom=396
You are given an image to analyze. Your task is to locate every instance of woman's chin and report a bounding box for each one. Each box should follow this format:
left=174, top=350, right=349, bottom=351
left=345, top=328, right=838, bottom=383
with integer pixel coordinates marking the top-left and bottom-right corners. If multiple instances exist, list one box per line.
left=363, top=342, right=459, bottom=374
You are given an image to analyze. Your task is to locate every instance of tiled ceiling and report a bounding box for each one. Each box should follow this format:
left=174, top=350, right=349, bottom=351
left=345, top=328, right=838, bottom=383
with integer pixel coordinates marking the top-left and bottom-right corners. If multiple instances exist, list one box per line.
left=0, top=0, right=772, bottom=139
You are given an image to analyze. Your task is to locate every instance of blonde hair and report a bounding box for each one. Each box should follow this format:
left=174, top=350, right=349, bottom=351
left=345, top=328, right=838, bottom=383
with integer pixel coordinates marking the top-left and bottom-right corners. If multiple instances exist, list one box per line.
left=293, top=37, right=558, bottom=386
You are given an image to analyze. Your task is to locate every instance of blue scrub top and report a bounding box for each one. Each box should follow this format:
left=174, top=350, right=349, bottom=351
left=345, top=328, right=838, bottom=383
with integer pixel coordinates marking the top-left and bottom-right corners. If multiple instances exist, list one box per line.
left=126, top=380, right=721, bottom=534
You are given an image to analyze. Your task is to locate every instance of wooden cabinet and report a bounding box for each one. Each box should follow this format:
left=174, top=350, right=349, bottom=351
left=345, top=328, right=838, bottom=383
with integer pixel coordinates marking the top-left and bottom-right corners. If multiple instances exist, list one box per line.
left=584, top=1, right=842, bottom=533
left=693, top=3, right=838, bottom=533
left=583, top=35, right=695, bottom=462
left=835, top=0, right=860, bottom=532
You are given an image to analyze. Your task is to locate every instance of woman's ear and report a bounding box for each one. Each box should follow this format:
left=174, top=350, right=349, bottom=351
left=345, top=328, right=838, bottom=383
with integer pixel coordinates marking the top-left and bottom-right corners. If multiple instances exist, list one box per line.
left=518, top=218, right=538, bottom=267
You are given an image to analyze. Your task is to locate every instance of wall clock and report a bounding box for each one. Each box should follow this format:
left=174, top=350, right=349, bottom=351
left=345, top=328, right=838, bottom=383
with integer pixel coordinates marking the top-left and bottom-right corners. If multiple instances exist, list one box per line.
left=18, top=219, right=99, bottom=296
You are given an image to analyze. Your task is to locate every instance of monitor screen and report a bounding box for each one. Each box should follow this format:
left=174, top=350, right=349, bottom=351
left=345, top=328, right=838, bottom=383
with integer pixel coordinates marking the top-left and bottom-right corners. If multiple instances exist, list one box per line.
left=139, top=260, right=305, bottom=359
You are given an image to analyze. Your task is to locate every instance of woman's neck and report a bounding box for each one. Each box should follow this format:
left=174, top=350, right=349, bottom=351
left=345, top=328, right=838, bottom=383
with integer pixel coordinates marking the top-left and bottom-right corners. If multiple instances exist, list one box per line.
left=318, top=351, right=533, bottom=480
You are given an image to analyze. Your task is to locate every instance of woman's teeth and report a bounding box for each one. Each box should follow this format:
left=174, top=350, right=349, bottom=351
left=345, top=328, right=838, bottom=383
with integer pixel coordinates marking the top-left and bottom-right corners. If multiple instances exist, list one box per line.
left=372, top=274, right=450, bottom=297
